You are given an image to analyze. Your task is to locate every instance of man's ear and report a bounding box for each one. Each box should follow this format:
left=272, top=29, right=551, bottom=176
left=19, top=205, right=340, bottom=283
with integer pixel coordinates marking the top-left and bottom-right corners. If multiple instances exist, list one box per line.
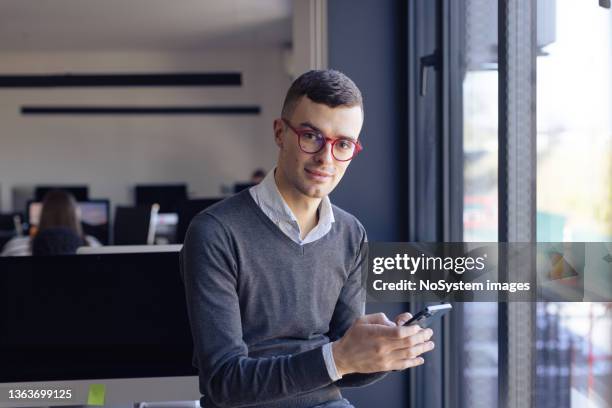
left=273, top=118, right=284, bottom=148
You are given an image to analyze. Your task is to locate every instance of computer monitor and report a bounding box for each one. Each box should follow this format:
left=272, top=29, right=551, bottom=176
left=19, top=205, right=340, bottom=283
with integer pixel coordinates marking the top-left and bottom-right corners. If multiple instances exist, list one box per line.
left=135, top=184, right=188, bottom=213
left=27, top=199, right=110, bottom=245
left=176, top=198, right=223, bottom=243
left=35, top=185, right=89, bottom=201
left=234, top=182, right=256, bottom=193
left=0, top=251, right=196, bottom=383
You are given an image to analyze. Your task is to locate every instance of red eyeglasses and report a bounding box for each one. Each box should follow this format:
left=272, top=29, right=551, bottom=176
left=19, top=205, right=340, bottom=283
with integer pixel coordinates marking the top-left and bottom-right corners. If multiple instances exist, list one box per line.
left=282, top=118, right=363, bottom=162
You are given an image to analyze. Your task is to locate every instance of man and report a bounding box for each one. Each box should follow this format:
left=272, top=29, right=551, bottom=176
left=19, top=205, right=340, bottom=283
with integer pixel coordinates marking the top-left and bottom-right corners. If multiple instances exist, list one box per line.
left=181, top=70, right=435, bottom=408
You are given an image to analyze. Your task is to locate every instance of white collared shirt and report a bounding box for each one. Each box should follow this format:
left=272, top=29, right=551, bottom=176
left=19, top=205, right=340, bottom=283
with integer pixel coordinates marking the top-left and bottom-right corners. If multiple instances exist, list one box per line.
left=249, top=168, right=335, bottom=244
left=249, top=168, right=342, bottom=381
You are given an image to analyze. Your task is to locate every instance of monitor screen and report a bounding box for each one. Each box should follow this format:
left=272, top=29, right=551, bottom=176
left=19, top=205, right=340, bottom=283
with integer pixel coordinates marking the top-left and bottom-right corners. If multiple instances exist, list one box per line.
left=234, top=182, right=256, bottom=193
left=35, top=185, right=89, bottom=201
left=27, top=200, right=110, bottom=245
left=135, top=184, right=187, bottom=213
left=0, top=251, right=196, bottom=382
left=176, top=198, right=223, bottom=243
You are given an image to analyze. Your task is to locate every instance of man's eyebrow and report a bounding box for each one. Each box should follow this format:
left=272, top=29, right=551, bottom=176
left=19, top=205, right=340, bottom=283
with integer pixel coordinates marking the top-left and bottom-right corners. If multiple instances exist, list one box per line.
left=298, top=121, right=357, bottom=140
left=298, top=121, right=322, bottom=132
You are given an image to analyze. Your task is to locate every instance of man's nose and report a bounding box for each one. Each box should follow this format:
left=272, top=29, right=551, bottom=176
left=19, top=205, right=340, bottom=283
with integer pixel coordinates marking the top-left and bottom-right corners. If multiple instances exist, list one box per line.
left=314, top=141, right=334, bottom=163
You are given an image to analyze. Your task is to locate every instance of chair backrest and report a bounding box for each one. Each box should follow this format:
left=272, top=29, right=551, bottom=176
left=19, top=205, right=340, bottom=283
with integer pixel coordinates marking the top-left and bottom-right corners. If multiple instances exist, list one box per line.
left=0, top=212, right=22, bottom=236
left=176, top=198, right=223, bottom=243
left=0, top=214, right=18, bottom=232
left=0, top=213, right=22, bottom=249
left=113, top=204, right=159, bottom=245
left=31, top=227, right=84, bottom=256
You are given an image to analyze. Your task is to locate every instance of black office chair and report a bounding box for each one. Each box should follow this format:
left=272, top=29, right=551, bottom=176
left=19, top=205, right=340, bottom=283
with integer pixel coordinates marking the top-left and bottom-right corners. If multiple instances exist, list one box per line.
left=32, top=227, right=84, bottom=256
left=0, top=213, right=23, bottom=248
left=176, top=198, right=223, bottom=243
left=113, top=204, right=159, bottom=245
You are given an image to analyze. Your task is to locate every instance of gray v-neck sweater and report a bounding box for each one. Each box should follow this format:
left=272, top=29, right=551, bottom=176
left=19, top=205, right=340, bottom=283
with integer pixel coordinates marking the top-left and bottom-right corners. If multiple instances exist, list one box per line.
left=180, top=190, right=385, bottom=408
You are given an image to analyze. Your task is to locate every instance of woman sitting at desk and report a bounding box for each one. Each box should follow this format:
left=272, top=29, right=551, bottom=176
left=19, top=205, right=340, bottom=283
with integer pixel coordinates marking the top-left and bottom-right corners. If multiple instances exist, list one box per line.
left=0, top=190, right=101, bottom=256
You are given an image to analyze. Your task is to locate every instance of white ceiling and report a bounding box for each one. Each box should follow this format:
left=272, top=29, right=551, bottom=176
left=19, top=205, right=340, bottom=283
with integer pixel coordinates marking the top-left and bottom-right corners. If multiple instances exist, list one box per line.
left=0, top=0, right=292, bottom=52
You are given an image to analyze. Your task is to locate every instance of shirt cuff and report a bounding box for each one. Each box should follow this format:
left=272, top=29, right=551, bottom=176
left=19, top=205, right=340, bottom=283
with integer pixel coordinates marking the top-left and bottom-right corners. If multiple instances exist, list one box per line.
left=322, top=342, right=342, bottom=381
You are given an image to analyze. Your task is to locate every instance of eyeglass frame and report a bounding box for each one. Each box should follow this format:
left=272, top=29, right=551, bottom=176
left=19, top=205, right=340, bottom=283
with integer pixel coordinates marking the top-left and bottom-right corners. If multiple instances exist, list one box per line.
left=281, top=118, right=363, bottom=162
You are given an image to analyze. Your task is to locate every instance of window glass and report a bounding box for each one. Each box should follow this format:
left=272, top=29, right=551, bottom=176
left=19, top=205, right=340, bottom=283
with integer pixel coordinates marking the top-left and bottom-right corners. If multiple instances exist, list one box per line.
left=461, top=1, right=499, bottom=407
left=537, top=2, right=611, bottom=406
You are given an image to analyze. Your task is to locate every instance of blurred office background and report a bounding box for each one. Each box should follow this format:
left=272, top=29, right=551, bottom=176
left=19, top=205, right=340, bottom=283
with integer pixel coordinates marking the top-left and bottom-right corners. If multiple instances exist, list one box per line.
left=0, top=0, right=610, bottom=407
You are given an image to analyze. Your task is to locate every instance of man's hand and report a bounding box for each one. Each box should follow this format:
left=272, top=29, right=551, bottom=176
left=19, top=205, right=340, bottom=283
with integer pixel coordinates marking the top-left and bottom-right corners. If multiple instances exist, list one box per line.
left=331, top=312, right=434, bottom=377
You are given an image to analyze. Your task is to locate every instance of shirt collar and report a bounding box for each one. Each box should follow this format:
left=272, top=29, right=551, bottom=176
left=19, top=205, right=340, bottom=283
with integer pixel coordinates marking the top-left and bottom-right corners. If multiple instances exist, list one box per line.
left=251, top=167, right=335, bottom=226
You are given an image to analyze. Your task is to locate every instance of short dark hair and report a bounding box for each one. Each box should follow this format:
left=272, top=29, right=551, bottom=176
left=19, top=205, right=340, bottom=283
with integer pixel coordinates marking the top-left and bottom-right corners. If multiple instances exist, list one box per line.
left=281, top=69, right=363, bottom=119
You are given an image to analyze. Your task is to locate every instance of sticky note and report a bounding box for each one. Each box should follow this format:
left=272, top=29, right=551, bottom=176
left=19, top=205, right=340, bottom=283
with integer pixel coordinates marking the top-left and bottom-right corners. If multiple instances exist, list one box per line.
left=87, top=383, right=106, bottom=406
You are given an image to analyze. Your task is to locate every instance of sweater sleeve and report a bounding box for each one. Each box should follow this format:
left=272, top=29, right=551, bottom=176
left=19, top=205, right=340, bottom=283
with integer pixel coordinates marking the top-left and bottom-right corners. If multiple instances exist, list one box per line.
left=326, top=226, right=388, bottom=388
left=181, top=213, right=333, bottom=407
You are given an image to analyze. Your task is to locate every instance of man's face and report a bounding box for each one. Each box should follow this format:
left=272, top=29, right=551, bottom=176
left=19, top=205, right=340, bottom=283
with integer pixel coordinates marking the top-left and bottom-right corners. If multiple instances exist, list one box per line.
left=274, top=96, right=363, bottom=199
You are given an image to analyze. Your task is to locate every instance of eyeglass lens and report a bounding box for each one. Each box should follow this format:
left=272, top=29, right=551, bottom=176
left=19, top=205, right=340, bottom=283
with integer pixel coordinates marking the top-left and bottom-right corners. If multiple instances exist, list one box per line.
left=299, top=132, right=356, bottom=161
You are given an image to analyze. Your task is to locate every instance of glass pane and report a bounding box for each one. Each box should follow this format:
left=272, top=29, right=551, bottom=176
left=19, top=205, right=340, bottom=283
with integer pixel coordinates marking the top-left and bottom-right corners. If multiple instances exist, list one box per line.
left=463, top=70, right=498, bottom=242
left=461, top=1, right=499, bottom=407
left=537, top=1, right=612, bottom=407
left=536, top=302, right=612, bottom=408
left=462, top=302, right=499, bottom=407
left=537, top=1, right=612, bottom=243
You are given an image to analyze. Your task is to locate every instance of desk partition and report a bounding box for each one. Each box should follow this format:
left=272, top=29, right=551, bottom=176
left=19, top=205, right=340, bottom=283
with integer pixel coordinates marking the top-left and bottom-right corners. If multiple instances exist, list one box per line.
left=0, top=251, right=196, bottom=383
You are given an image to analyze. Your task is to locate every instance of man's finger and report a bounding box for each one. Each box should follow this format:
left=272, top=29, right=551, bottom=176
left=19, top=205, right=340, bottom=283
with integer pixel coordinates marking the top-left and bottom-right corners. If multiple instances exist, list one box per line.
left=390, top=341, right=435, bottom=360
left=394, top=312, right=413, bottom=326
left=360, top=323, right=414, bottom=340
left=398, top=327, right=433, bottom=347
left=394, top=324, right=423, bottom=339
left=369, top=324, right=423, bottom=346
left=388, top=357, right=425, bottom=371
left=359, top=312, right=395, bottom=327
left=383, top=327, right=433, bottom=351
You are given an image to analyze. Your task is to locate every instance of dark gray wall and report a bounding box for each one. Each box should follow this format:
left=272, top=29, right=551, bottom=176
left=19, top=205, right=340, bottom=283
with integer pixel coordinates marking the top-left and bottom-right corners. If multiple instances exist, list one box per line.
left=328, top=1, right=410, bottom=407
left=329, top=0, right=406, bottom=242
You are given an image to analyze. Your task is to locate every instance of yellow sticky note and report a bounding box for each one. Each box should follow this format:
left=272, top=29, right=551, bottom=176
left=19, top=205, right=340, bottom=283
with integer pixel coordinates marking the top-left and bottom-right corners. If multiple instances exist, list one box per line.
left=87, top=383, right=106, bottom=406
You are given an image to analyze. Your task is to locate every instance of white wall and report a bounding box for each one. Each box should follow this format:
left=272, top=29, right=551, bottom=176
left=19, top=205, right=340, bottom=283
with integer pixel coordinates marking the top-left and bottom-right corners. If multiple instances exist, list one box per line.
left=0, top=48, right=291, bottom=212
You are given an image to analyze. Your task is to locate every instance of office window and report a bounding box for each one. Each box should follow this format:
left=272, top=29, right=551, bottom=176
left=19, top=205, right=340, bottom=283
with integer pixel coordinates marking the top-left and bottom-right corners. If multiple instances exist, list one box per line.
left=536, top=1, right=611, bottom=243
left=462, top=0, right=498, bottom=243
left=536, top=1, right=612, bottom=407
left=460, top=1, right=499, bottom=407
left=463, top=69, right=498, bottom=243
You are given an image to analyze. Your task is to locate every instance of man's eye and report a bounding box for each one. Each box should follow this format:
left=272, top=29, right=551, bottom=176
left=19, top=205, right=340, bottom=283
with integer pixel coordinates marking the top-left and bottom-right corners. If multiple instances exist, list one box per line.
left=337, top=140, right=353, bottom=150
left=303, top=132, right=319, bottom=141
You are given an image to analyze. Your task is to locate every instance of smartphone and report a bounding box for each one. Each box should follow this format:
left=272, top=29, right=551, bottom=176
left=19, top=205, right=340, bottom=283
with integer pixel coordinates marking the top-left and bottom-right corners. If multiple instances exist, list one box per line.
left=404, top=303, right=453, bottom=328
